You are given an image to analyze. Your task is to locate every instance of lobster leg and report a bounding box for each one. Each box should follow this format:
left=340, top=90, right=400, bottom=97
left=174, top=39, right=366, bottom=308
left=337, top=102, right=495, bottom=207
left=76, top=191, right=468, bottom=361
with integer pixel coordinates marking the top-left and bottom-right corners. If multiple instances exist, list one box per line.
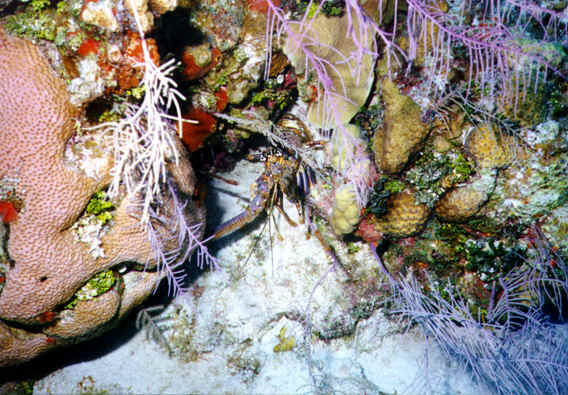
left=274, top=203, right=298, bottom=228
left=212, top=176, right=270, bottom=240
left=212, top=198, right=265, bottom=240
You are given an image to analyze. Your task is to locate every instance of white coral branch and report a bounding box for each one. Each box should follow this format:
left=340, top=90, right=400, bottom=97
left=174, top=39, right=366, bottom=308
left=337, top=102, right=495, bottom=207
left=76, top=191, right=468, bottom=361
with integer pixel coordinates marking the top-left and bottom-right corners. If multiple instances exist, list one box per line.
left=86, top=7, right=194, bottom=225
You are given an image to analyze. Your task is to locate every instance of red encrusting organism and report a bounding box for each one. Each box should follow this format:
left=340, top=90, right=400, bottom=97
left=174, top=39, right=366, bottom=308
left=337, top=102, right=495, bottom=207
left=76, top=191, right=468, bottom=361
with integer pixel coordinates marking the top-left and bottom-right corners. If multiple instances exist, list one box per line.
left=0, top=201, right=18, bottom=223
left=246, top=0, right=281, bottom=14
left=179, top=108, right=217, bottom=152
left=215, top=87, right=229, bottom=112
left=181, top=47, right=221, bottom=81
left=77, top=37, right=101, bottom=57
left=117, top=31, right=160, bottom=91
left=38, top=311, right=56, bottom=323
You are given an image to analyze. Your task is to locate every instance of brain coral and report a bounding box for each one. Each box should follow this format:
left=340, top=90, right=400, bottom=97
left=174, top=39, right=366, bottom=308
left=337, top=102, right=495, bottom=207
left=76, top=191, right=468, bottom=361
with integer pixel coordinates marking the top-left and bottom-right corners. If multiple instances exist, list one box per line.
left=366, top=189, right=430, bottom=238
left=0, top=29, right=203, bottom=366
left=435, top=169, right=498, bottom=222
left=466, top=123, right=515, bottom=169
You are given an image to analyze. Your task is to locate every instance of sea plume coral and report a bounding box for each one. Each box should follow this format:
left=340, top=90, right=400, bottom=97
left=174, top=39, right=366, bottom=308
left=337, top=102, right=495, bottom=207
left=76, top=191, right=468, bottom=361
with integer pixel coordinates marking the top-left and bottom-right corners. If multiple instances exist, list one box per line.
left=403, top=0, right=567, bottom=110
left=372, top=225, right=568, bottom=394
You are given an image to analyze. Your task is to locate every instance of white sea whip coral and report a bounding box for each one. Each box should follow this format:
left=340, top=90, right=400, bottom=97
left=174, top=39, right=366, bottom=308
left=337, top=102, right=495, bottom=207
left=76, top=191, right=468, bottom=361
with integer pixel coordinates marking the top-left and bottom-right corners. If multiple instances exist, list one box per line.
left=89, top=6, right=194, bottom=226
left=88, top=7, right=216, bottom=296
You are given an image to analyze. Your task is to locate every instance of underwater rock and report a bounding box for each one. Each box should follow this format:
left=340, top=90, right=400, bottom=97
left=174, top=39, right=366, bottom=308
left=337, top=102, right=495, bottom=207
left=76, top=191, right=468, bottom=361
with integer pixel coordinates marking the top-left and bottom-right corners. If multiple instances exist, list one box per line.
left=150, top=0, right=178, bottom=14
left=484, top=120, right=568, bottom=248
left=191, top=0, right=244, bottom=51
left=81, top=0, right=120, bottom=32
left=124, top=0, right=154, bottom=32
left=182, top=43, right=221, bottom=81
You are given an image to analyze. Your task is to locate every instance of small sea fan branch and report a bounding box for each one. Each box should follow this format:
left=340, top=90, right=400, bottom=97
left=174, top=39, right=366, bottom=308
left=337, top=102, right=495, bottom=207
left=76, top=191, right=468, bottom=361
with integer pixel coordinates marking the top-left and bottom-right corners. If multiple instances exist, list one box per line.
left=146, top=180, right=218, bottom=297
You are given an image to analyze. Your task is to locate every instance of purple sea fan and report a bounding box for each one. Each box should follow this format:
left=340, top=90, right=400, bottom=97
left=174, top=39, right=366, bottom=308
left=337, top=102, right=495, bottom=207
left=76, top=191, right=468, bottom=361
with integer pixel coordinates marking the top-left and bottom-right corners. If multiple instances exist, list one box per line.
left=262, top=0, right=393, bottom=207
left=371, top=224, right=568, bottom=394
left=404, top=0, right=567, bottom=111
left=147, top=180, right=218, bottom=297
left=263, top=0, right=402, bottom=128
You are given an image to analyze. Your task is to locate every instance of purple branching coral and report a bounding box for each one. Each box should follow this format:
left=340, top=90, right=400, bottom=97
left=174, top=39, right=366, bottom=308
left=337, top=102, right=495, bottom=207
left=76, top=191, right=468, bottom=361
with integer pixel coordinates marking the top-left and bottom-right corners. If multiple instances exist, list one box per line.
left=371, top=225, right=568, bottom=394
left=395, top=276, right=568, bottom=394
left=147, top=180, right=218, bottom=296
left=405, top=0, right=567, bottom=110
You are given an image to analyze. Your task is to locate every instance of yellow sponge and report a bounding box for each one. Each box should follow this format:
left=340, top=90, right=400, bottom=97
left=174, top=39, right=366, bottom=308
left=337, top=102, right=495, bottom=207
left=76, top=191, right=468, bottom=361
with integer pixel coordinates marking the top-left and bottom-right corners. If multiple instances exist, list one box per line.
left=331, top=185, right=361, bottom=234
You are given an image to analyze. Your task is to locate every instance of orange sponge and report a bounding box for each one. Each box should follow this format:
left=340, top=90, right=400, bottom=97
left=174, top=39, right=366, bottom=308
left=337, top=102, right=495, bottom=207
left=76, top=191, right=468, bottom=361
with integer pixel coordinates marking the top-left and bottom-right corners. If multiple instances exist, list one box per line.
left=180, top=108, right=217, bottom=152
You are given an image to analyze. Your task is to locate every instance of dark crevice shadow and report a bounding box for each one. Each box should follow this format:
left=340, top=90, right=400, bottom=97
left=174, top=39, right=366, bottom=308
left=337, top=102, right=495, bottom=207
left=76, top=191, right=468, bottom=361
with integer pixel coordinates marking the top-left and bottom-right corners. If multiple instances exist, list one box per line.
left=0, top=283, right=173, bottom=385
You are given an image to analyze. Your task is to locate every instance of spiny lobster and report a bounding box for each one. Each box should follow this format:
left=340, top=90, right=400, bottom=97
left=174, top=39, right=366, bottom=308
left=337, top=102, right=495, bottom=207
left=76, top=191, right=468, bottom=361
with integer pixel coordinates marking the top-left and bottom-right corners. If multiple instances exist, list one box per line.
left=212, top=114, right=319, bottom=241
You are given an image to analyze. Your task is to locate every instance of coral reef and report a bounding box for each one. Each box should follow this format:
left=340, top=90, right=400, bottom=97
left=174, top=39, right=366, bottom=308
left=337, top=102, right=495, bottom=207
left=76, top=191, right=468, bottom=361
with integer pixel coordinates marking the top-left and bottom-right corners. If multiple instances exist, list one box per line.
left=386, top=230, right=568, bottom=395
left=81, top=0, right=121, bottom=32
left=1, top=0, right=567, bottom=391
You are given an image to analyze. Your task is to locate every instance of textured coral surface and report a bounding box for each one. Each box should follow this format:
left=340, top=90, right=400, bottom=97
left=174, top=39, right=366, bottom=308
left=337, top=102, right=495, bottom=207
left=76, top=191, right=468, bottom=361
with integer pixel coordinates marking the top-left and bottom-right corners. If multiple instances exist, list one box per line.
left=0, top=29, right=201, bottom=366
left=368, top=189, right=430, bottom=238
left=373, top=80, right=430, bottom=174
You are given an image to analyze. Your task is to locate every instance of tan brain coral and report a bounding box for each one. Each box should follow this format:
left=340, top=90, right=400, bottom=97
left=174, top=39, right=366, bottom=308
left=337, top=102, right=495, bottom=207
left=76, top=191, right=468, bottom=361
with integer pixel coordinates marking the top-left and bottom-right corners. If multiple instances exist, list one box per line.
left=368, top=189, right=430, bottom=238
left=466, top=123, right=515, bottom=169
left=0, top=29, right=203, bottom=366
left=435, top=170, right=498, bottom=222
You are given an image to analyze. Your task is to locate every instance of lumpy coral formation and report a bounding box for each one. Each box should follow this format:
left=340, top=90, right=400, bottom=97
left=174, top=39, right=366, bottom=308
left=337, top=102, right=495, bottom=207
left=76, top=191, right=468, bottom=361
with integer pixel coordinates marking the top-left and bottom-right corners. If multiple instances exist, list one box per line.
left=0, top=28, right=202, bottom=366
left=330, top=185, right=361, bottom=235
left=372, top=80, right=430, bottom=174
left=364, top=189, right=430, bottom=238
left=465, top=123, right=515, bottom=170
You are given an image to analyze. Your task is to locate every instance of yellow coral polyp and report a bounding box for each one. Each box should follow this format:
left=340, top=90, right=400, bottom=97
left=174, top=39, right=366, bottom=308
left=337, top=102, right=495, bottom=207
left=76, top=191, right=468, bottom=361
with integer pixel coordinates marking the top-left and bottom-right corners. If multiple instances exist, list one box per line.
left=331, top=185, right=361, bottom=234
